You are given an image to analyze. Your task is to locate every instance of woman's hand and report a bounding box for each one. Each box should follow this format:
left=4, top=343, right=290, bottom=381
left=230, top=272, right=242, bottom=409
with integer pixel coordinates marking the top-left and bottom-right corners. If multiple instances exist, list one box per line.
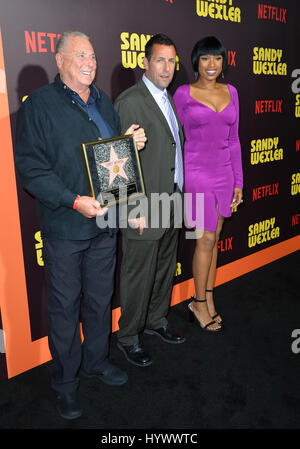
left=230, top=188, right=243, bottom=208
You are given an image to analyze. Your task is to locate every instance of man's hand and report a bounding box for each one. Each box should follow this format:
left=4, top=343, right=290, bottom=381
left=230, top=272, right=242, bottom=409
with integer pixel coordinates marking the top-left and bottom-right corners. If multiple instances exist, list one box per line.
left=128, top=216, right=146, bottom=235
left=76, top=195, right=108, bottom=218
left=125, top=124, right=147, bottom=150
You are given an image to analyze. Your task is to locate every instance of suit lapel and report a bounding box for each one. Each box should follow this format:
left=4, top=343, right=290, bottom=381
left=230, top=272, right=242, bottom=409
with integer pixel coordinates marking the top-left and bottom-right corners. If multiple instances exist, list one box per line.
left=137, top=79, right=178, bottom=141
left=168, top=92, right=184, bottom=147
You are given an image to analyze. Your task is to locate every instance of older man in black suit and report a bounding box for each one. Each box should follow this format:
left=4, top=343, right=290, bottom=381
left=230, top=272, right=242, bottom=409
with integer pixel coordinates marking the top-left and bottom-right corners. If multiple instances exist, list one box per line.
left=15, top=30, right=146, bottom=420
left=114, top=34, right=186, bottom=367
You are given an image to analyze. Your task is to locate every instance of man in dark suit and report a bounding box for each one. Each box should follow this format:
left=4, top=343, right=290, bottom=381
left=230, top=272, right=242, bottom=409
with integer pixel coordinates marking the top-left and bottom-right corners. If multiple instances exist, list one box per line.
left=15, top=31, right=146, bottom=419
left=114, top=34, right=185, bottom=367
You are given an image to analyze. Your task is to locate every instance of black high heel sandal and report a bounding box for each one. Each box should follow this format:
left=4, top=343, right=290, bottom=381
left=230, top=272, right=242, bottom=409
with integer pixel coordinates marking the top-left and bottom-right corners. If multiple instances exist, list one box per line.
left=206, top=289, right=222, bottom=324
left=188, top=297, right=222, bottom=332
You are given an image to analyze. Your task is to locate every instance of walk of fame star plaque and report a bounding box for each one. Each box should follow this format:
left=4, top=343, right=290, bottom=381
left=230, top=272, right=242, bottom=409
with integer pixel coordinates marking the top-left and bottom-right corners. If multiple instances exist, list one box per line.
left=80, top=135, right=145, bottom=207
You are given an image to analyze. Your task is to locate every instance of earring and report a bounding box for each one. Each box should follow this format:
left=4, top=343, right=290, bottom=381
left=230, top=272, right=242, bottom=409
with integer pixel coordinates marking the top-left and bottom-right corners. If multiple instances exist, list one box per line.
left=222, top=72, right=224, bottom=79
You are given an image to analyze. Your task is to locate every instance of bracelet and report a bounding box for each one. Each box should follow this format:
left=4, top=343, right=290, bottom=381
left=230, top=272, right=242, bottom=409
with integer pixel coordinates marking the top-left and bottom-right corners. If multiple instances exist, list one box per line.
left=73, top=195, right=80, bottom=210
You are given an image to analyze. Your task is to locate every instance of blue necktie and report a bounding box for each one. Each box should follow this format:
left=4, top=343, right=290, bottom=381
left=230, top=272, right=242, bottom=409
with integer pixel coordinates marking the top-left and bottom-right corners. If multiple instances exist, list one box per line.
left=162, top=92, right=183, bottom=191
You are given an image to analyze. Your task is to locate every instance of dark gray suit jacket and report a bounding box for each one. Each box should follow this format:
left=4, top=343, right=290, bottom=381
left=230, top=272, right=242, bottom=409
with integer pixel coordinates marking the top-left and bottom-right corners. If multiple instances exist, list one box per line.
left=114, top=78, right=184, bottom=240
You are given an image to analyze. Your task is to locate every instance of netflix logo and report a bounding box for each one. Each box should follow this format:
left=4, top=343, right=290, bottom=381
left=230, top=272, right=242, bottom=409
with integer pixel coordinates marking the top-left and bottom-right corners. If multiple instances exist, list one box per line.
left=227, top=50, right=236, bottom=67
left=25, top=31, right=61, bottom=53
left=217, top=237, right=233, bottom=252
left=255, top=99, right=283, bottom=114
left=296, top=140, right=300, bottom=152
left=252, top=183, right=279, bottom=201
left=258, top=4, right=286, bottom=23
left=292, top=213, right=300, bottom=227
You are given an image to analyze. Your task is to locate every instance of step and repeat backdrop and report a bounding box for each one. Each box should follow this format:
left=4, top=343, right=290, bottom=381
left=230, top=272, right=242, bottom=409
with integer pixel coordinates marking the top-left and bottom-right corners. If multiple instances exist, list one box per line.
left=0, top=0, right=299, bottom=380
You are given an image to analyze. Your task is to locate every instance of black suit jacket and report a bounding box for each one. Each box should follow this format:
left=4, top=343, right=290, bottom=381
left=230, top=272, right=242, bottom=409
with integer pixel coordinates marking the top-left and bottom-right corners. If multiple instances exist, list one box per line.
left=114, top=78, right=184, bottom=240
left=15, top=74, right=121, bottom=240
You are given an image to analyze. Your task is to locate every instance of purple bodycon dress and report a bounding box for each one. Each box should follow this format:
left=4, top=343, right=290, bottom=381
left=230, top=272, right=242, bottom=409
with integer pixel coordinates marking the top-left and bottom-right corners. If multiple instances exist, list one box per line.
left=173, top=83, right=243, bottom=231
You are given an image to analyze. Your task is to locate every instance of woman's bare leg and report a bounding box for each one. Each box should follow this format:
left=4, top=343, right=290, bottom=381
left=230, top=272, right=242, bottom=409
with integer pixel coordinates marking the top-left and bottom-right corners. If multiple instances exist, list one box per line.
left=191, top=229, right=221, bottom=330
left=206, top=214, right=224, bottom=321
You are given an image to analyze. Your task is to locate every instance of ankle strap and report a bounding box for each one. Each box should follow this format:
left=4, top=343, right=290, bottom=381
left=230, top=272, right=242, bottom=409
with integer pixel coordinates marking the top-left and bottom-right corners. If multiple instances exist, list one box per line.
left=206, top=289, right=213, bottom=292
left=191, top=297, right=206, bottom=303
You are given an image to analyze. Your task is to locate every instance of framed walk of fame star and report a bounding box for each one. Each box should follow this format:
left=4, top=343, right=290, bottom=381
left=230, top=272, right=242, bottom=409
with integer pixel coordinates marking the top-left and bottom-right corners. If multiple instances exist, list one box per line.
left=80, top=135, right=145, bottom=207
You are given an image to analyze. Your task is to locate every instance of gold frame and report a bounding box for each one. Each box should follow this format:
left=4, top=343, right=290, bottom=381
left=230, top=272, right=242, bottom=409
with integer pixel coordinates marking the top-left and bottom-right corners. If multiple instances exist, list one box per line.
left=80, top=134, right=145, bottom=207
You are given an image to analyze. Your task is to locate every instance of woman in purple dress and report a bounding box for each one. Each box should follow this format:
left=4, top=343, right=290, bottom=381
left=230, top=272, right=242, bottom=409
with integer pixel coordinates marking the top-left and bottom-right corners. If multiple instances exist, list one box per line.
left=173, top=36, right=243, bottom=331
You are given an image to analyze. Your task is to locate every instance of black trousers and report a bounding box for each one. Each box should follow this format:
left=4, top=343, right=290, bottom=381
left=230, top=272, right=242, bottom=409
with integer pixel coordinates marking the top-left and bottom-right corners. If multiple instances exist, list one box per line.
left=43, top=232, right=117, bottom=395
left=118, top=226, right=179, bottom=346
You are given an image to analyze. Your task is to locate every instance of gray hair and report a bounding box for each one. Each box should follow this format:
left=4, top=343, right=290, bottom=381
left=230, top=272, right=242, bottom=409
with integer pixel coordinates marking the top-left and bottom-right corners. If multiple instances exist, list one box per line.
left=55, top=31, right=89, bottom=54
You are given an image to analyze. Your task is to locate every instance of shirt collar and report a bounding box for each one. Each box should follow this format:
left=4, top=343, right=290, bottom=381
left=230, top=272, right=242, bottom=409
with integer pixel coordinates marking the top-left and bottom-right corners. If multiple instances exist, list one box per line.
left=56, top=74, right=98, bottom=105
left=69, top=84, right=98, bottom=106
left=142, top=73, right=167, bottom=99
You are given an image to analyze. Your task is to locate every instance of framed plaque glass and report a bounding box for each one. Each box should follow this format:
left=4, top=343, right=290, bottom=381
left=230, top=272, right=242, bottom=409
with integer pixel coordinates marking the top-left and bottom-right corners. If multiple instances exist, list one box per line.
left=80, top=135, right=145, bottom=207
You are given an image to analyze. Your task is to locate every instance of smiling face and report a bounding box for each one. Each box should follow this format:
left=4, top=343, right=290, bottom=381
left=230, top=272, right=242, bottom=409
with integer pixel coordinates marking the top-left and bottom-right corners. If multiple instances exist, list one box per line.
left=55, top=36, right=97, bottom=94
left=143, top=43, right=176, bottom=90
left=197, top=54, right=223, bottom=81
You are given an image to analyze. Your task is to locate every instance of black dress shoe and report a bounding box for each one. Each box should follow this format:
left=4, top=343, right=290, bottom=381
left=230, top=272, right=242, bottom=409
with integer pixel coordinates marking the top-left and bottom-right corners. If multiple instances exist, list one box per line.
left=81, top=362, right=128, bottom=386
left=144, top=325, right=186, bottom=344
left=117, top=342, right=152, bottom=367
left=56, top=392, right=82, bottom=420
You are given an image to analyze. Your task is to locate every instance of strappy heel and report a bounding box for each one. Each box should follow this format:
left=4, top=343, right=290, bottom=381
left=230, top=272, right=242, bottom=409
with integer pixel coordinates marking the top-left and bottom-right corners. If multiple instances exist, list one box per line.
left=188, top=296, right=222, bottom=332
left=206, top=289, right=222, bottom=324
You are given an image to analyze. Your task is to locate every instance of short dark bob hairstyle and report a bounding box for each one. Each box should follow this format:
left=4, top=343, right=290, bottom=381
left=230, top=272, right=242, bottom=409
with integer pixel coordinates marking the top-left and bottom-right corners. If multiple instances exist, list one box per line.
left=191, top=36, right=228, bottom=78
